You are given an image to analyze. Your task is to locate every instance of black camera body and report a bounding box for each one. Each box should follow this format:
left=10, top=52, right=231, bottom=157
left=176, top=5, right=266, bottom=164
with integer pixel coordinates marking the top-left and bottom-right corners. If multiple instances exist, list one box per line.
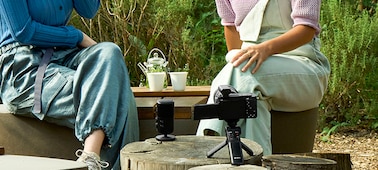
left=193, top=85, right=257, bottom=165
left=194, top=85, right=257, bottom=121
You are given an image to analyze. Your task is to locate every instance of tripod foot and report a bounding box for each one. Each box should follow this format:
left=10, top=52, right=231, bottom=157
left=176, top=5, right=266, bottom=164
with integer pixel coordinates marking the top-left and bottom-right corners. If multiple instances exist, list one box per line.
left=156, top=134, right=176, bottom=141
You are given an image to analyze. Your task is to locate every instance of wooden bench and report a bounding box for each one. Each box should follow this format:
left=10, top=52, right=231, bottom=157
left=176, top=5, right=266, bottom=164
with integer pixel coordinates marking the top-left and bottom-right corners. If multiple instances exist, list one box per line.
left=132, top=86, right=210, bottom=120
left=132, top=86, right=210, bottom=98
left=1, top=85, right=319, bottom=159
left=131, top=86, right=210, bottom=139
left=0, top=86, right=211, bottom=159
left=133, top=86, right=318, bottom=154
left=0, top=105, right=82, bottom=160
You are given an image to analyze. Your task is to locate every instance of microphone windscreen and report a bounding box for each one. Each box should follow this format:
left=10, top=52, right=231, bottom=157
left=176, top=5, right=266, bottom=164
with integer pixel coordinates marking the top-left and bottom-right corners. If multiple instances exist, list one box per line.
left=155, top=99, right=174, bottom=134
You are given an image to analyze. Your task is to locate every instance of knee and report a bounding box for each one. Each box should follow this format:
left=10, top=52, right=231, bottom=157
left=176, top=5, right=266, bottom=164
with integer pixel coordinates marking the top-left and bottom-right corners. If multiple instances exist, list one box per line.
left=93, top=42, right=123, bottom=60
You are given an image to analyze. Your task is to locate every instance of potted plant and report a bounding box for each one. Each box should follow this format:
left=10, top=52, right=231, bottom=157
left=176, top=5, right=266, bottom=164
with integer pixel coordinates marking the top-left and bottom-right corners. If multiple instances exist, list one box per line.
left=168, top=64, right=189, bottom=91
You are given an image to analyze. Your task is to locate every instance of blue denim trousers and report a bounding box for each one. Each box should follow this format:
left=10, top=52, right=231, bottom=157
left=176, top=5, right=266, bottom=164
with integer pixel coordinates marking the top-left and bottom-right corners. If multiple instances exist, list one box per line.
left=0, top=42, right=139, bottom=170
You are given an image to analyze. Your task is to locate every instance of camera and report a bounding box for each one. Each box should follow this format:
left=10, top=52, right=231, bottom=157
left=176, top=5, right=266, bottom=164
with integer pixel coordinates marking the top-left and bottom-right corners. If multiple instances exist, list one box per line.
left=193, top=85, right=257, bottom=121
left=193, top=85, right=257, bottom=165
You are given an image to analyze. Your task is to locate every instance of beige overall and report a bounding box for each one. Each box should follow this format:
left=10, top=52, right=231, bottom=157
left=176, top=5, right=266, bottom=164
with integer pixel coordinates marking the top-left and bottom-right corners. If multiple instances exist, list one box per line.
left=196, top=0, right=330, bottom=155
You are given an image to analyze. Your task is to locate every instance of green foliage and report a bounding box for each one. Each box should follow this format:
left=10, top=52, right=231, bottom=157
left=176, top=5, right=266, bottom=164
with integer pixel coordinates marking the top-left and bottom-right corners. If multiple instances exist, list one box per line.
left=68, top=0, right=378, bottom=132
left=319, top=0, right=378, bottom=132
left=69, top=0, right=226, bottom=86
left=320, top=121, right=350, bottom=142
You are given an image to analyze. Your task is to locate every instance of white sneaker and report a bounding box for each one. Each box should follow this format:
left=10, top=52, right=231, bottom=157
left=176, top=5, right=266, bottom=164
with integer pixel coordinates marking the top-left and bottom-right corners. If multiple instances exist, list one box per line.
left=76, top=149, right=109, bottom=170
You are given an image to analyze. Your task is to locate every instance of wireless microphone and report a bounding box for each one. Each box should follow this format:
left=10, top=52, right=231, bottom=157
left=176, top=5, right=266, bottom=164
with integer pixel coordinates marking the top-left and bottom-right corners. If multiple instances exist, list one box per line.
left=155, top=99, right=175, bottom=141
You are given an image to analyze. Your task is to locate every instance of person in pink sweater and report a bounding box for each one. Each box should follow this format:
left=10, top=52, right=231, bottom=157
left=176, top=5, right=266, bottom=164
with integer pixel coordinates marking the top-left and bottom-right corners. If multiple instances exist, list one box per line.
left=197, top=0, right=331, bottom=155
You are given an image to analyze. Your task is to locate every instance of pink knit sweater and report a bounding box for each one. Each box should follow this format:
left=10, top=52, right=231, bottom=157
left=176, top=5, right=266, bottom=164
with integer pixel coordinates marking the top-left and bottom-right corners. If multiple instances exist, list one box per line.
left=215, top=0, right=321, bottom=35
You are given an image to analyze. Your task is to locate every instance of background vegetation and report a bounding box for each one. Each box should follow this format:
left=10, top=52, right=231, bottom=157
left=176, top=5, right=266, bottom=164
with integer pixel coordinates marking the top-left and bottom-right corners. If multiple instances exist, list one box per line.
left=319, top=0, right=378, bottom=137
left=69, top=0, right=378, bottom=133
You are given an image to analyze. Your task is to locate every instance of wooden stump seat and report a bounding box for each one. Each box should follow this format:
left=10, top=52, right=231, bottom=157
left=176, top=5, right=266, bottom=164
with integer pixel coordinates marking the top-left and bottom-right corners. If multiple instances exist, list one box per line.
left=295, top=152, right=352, bottom=170
left=189, top=164, right=267, bottom=170
left=271, top=108, right=319, bottom=154
left=120, top=135, right=263, bottom=170
left=262, top=154, right=337, bottom=170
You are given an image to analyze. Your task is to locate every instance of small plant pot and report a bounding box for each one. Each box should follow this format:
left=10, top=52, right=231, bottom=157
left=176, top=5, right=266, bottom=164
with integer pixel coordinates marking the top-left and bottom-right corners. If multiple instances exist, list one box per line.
left=169, top=72, right=188, bottom=91
left=147, top=72, right=166, bottom=91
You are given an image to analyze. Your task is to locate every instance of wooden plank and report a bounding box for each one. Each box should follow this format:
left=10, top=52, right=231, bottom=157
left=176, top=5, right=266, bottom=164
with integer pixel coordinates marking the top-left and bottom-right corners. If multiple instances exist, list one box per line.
left=131, top=86, right=211, bottom=97
left=0, top=104, right=10, bottom=113
left=135, top=97, right=208, bottom=119
left=137, top=107, right=191, bottom=120
left=0, top=113, right=82, bottom=160
left=0, top=155, right=87, bottom=169
left=189, top=164, right=267, bottom=170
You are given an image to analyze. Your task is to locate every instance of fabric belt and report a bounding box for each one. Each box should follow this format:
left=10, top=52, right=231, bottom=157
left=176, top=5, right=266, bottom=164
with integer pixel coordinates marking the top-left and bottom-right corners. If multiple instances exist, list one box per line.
left=33, top=48, right=54, bottom=113
left=1, top=42, right=52, bottom=114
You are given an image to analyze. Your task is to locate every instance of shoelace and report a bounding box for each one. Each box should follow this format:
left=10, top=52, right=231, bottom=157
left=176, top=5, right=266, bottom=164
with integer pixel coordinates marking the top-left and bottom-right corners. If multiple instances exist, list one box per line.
left=75, top=149, right=109, bottom=169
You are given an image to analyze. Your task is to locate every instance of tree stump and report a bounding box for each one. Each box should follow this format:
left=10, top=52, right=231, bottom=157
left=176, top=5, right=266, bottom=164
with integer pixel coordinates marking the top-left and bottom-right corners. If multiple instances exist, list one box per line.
left=120, top=135, right=263, bottom=170
left=262, top=154, right=337, bottom=170
left=188, top=164, right=267, bottom=170
left=295, top=152, right=352, bottom=170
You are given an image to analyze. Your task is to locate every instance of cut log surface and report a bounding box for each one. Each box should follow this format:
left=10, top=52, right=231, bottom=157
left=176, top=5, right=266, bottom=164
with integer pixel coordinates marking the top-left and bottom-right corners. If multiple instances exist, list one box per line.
left=120, top=135, right=263, bottom=170
left=188, top=164, right=267, bottom=170
left=262, top=154, right=337, bottom=170
left=295, top=152, right=352, bottom=170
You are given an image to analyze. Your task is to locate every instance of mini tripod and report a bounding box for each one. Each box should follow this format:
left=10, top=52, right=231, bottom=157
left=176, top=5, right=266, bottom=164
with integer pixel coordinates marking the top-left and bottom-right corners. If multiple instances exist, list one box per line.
left=206, top=120, right=254, bottom=165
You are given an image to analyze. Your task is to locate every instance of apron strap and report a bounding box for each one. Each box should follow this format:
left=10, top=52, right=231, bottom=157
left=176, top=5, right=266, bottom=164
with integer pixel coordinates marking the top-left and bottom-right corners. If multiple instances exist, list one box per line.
left=33, top=48, right=54, bottom=114
left=239, top=0, right=269, bottom=42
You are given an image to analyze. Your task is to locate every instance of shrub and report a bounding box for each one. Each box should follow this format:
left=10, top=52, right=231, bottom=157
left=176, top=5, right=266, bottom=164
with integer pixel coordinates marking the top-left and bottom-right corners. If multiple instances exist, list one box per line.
left=68, top=0, right=378, bottom=131
left=319, top=0, right=378, bottom=131
left=69, top=0, right=226, bottom=86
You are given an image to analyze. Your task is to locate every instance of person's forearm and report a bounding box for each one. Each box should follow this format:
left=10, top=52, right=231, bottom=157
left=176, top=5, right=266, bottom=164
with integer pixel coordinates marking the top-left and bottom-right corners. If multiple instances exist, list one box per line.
left=259, top=25, right=316, bottom=56
left=224, top=26, right=242, bottom=51
left=79, top=32, right=97, bottom=48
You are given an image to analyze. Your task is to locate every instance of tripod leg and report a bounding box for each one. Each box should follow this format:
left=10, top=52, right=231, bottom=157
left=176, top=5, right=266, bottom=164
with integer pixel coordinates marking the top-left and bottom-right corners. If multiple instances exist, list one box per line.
left=207, top=140, right=227, bottom=158
left=241, top=142, right=254, bottom=156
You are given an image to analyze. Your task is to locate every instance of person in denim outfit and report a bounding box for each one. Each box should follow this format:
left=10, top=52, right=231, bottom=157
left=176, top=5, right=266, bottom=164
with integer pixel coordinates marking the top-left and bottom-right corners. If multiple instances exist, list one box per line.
left=0, top=1, right=139, bottom=169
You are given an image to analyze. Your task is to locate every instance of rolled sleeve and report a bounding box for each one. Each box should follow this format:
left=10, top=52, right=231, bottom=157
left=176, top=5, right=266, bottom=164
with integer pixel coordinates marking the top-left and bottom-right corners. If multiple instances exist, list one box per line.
left=216, top=0, right=236, bottom=26
left=291, top=0, right=321, bottom=35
